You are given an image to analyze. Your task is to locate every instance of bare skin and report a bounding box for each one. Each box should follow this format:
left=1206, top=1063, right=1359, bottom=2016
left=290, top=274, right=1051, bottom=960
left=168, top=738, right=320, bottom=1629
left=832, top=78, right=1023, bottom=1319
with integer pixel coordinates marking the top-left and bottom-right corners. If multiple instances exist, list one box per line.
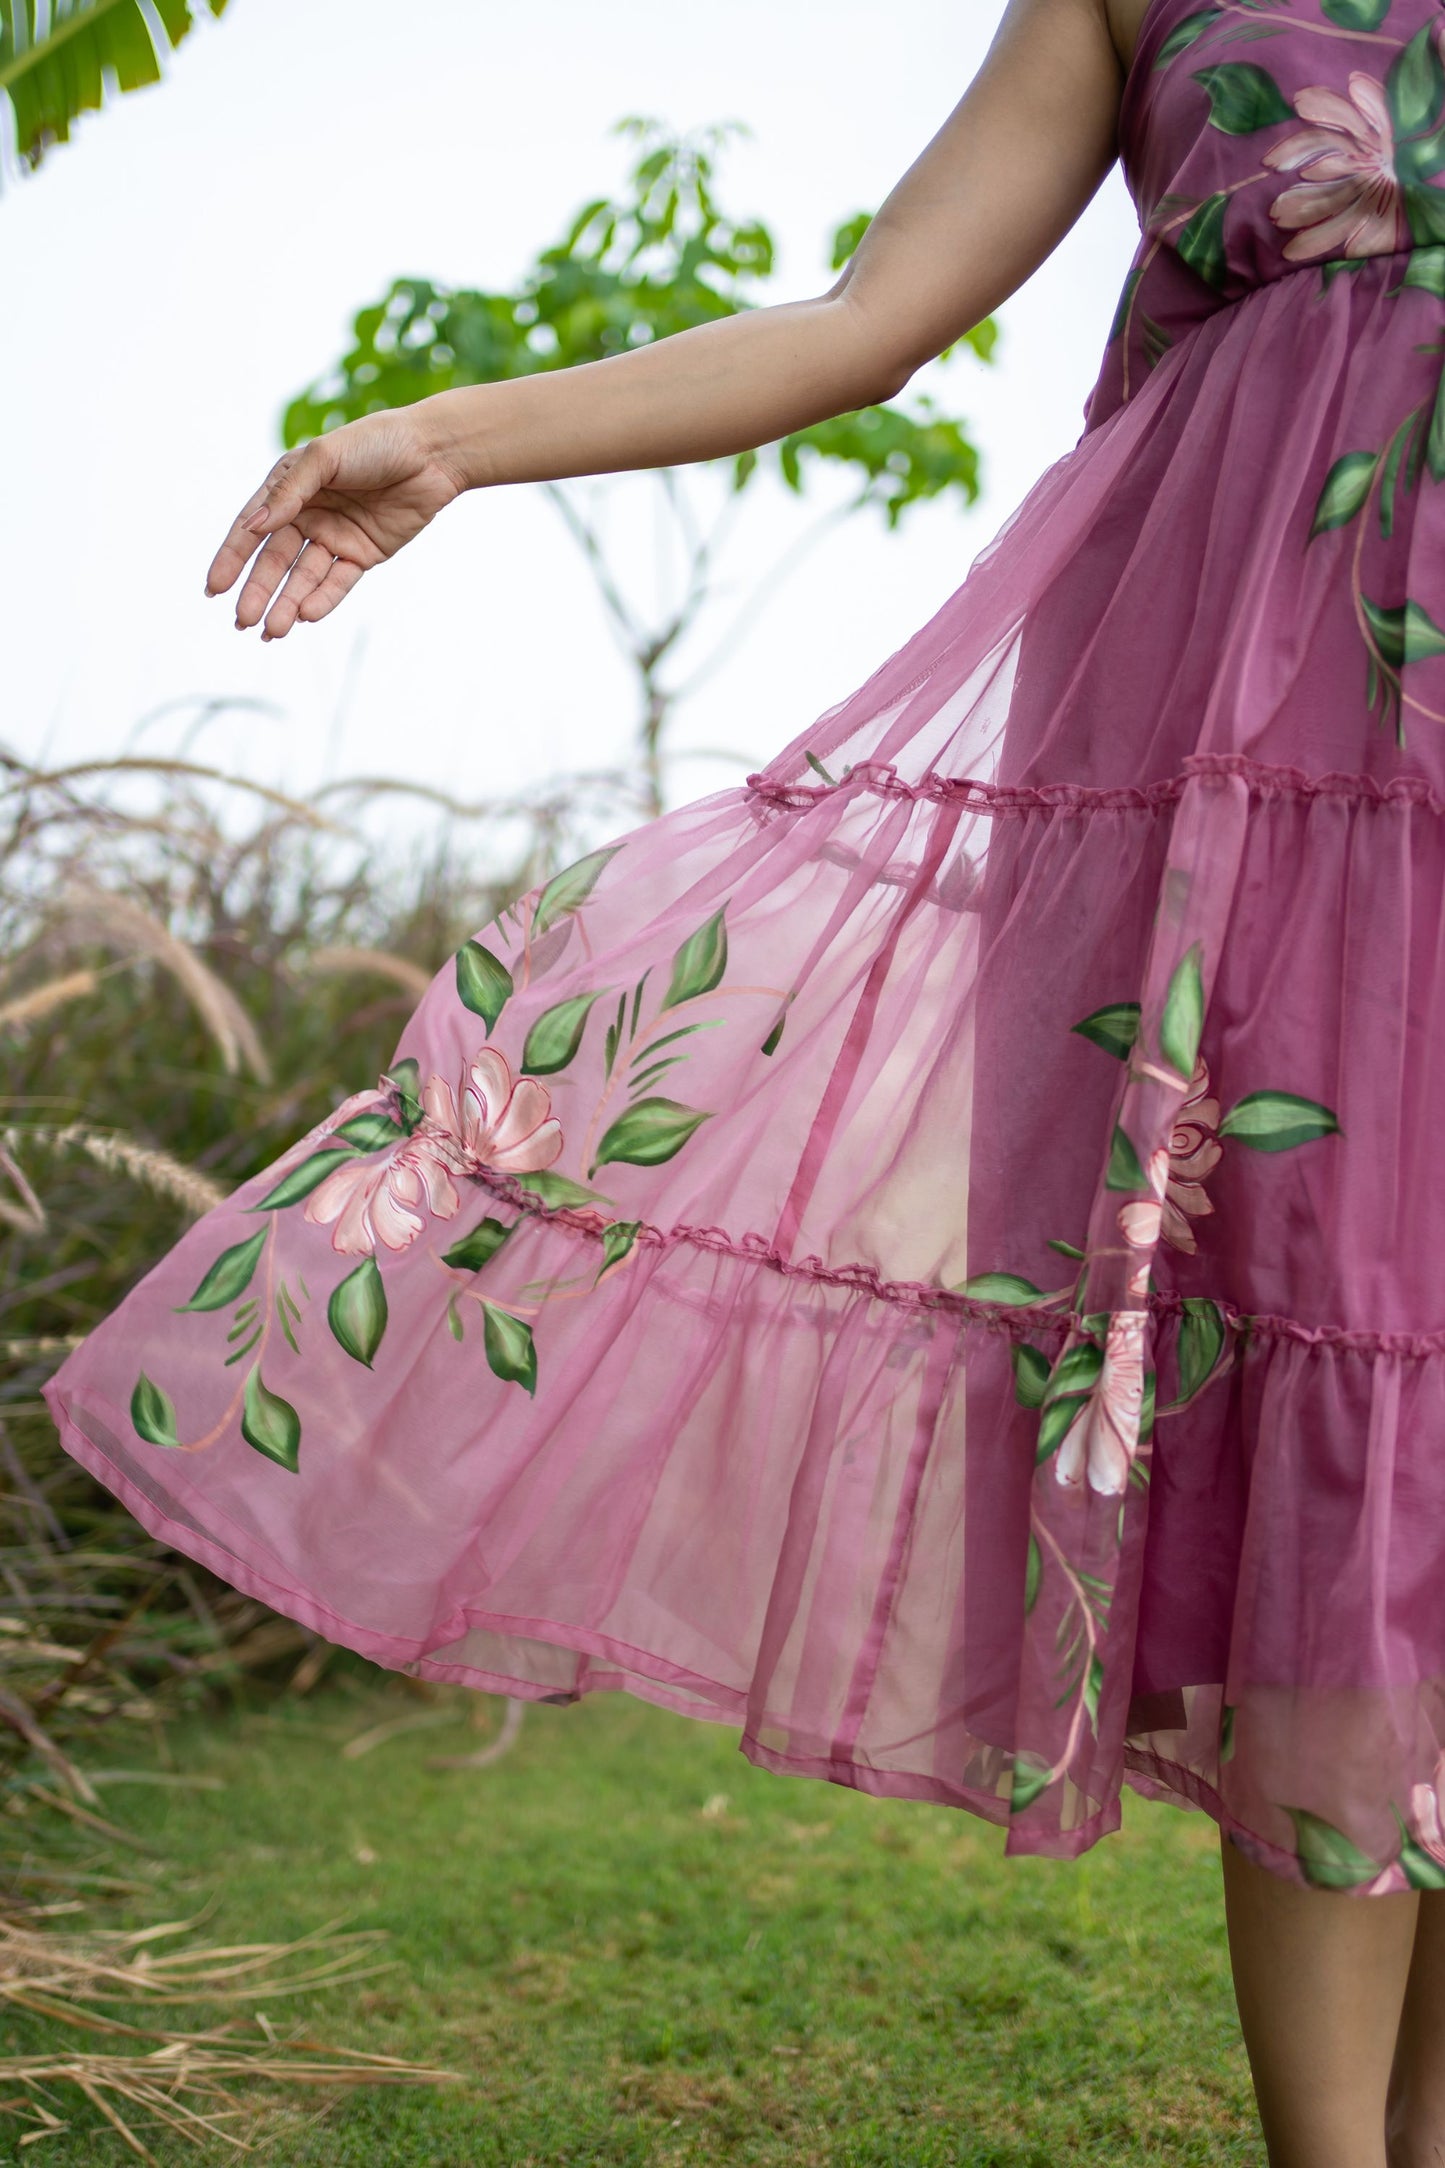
left=203, top=1, right=1445, bottom=2159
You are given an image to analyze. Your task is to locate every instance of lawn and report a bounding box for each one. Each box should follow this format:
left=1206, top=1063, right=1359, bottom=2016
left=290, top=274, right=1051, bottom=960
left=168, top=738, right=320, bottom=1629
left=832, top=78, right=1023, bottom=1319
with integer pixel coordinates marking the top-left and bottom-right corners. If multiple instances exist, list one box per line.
left=9, top=1678, right=1261, bottom=2165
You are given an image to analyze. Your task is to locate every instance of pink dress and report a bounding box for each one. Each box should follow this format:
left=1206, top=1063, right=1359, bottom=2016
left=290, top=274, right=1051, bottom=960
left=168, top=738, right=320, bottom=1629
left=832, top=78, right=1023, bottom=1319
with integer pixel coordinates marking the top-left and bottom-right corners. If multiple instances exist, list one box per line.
left=46, top=0, right=1445, bottom=1895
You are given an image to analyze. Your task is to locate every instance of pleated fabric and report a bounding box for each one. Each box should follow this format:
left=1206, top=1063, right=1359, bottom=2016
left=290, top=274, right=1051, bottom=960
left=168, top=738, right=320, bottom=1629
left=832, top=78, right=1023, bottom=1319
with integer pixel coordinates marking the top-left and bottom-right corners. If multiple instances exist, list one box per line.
left=47, top=0, right=1445, bottom=1892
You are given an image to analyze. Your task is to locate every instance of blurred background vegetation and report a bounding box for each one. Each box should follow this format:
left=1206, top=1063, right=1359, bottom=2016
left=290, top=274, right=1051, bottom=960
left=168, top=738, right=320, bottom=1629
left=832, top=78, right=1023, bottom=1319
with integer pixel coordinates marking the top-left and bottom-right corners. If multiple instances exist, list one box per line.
left=0, top=8, right=1254, bottom=2161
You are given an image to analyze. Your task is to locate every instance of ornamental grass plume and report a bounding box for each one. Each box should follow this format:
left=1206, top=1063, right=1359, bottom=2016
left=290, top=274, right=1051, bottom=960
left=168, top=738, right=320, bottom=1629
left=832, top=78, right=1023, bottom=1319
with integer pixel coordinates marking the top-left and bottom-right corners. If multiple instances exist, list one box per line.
left=0, top=718, right=610, bottom=2147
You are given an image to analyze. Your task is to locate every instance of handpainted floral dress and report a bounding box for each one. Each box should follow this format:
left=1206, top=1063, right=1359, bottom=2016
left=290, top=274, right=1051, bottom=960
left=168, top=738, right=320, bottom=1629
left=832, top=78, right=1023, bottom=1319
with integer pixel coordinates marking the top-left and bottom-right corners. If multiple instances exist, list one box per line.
left=46, top=0, right=1445, bottom=1895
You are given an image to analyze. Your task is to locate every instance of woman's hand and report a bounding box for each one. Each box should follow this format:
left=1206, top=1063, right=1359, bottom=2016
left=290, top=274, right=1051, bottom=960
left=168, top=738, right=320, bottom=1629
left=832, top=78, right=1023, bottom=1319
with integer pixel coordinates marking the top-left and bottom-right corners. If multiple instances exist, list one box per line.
left=205, top=408, right=466, bottom=639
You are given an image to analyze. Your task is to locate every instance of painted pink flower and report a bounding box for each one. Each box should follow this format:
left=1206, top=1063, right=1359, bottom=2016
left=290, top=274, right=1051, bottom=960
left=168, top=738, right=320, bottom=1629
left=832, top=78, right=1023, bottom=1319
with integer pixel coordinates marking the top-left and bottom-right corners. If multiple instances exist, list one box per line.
left=304, top=1129, right=463, bottom=1256
left=1161, top=1058, right=1222, bottom=1253
left=420, top=1049, right=564, bottom=1178
left=1056, top=1310, right=1147, bottom=1498
left=304, top=1047, right=564, bottom=1257
left=1117, top=1059, right=1222, bottom=1271
left=1409, top=1751, right=1445, bottom=1868
left=1264, top=74, right=1405, bottom=264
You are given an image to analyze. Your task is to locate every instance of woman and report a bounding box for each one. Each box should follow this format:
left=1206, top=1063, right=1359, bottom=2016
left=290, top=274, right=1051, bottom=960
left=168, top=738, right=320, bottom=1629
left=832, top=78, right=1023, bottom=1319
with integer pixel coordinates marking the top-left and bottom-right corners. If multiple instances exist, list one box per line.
left=45, top=1, right=1445, bottom=2159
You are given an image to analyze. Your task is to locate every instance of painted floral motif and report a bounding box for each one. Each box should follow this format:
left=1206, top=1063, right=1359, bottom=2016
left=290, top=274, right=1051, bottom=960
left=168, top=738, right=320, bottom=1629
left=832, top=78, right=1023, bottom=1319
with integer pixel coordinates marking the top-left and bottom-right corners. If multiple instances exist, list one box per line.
left=1118, top=1055, right=1222, bottom=1261
left=303, top=1119, right=462, bottom=1258
left=1114, top=3, right=1445, bottom=744
left=130, top=844, right=783, bottom=1473
left=1055, top=1309, right=1147, bottom=1497
left=1263, top=74, right=1405, bottom=262
left=1404, top=1751, right=1445, bottom=1879
left=963, top=940, right=1342, bottom=1778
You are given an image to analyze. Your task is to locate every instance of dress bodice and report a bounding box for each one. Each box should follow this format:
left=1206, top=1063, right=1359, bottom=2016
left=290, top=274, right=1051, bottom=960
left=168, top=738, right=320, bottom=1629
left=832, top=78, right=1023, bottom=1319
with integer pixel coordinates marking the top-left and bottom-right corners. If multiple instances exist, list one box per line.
left=1089, top=0, right=1445, bottom=425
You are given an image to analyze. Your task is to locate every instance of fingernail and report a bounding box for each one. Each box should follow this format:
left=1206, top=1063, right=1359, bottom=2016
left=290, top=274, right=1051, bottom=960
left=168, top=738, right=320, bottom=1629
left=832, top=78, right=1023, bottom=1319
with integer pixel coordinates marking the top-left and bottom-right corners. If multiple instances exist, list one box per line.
left=243, top=504, right=270, bottom=532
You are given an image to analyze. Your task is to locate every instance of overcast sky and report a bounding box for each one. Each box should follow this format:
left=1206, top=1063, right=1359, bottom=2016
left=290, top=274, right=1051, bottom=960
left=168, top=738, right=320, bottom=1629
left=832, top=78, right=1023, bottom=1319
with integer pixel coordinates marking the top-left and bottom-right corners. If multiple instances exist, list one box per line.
left=5, top=0, right=1140, bottom=831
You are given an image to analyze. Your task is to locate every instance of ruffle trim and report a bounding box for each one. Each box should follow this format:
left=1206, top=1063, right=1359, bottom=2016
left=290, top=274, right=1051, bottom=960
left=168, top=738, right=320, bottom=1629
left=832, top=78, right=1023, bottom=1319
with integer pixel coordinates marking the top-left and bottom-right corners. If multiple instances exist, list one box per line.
left=473, top=1165, right=1445, bottom=1358
left=746, top=752, right=1445, bottom=819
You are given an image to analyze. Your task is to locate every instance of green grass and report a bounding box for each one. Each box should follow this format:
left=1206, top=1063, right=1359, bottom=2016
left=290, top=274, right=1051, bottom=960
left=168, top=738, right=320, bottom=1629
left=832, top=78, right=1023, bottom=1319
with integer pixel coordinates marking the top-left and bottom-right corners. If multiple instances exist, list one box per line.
left=10, top=1682, right=1261, bottom=2165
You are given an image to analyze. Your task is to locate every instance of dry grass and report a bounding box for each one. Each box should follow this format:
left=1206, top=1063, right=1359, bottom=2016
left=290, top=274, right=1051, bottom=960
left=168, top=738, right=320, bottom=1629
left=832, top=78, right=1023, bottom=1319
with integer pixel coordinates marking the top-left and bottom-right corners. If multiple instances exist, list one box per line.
left=1, top=1911, right=464, bottom=2159
left=0, top=714, right=624, bottom=2147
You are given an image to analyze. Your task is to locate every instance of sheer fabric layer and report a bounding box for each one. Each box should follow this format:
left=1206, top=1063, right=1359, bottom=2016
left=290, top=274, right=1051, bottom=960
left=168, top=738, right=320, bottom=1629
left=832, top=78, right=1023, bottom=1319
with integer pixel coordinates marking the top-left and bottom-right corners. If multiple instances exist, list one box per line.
left=46, top=246, right=1445, bottom=1895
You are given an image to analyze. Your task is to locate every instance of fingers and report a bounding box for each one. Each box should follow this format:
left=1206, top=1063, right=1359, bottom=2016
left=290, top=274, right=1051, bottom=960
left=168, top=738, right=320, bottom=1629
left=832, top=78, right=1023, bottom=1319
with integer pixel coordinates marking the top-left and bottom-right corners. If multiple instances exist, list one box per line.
left=257, top=540, right=352, bottom=640
left=234, top=524, right=307, bottom=629
left=205, top=439, right=336, bottom=599
left=291, top=554, right=363, bottom=627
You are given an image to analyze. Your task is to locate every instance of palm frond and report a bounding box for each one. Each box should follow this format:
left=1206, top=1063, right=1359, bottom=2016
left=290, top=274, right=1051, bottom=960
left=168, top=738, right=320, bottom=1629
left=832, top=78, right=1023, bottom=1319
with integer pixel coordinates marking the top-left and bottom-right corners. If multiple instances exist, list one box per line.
left=0, top=0, right=228, bottom=173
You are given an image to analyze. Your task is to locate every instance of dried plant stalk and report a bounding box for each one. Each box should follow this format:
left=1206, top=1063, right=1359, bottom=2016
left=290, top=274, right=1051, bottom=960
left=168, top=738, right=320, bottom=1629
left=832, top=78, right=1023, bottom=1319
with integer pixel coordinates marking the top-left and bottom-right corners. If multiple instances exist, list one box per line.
left=302, top=945, right=432, bottom=997
left=53, top=886, right=270, bottom=1082
left=0, top=969, right=98, bottom=1033
left=0, top=1123, right=226, bottom=1220
left=14, top=756, right=338, bottom=830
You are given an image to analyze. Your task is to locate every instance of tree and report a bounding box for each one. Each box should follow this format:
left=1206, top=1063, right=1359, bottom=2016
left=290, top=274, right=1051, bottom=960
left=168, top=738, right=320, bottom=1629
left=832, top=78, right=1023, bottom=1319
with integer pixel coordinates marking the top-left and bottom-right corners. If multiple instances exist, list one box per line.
left=0, top=0, right=227, bottom=174
left=285, top=118, right=997, bottom=816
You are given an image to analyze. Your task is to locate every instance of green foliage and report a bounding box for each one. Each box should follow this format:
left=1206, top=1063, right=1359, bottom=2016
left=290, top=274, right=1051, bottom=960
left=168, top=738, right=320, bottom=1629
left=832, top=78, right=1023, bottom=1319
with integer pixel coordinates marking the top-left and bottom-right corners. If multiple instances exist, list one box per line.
left=0, top=0, right=227, bottom=172
left=283, top=118, right=992, bottom=530
left=12, top=1688, right=1260, bottom=2162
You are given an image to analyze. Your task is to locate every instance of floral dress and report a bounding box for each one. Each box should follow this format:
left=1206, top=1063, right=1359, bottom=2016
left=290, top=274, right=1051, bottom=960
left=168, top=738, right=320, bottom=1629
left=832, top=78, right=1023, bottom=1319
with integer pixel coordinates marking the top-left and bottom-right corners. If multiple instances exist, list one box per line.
left=46, top=0, right=1445, bottom=1895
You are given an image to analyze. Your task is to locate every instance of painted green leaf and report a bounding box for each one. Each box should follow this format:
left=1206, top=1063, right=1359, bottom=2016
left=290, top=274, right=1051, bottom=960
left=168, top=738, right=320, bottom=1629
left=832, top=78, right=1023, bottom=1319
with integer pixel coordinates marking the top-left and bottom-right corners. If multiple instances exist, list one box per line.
left=1175, top=192, right=1230, bottom=289
left=1159, top=942, right=1205, bottom=1079
left=1071, top=1002, right=1141, bottom=1060
left=1426, top=358, right=1445, bottom=485
left=327, top=1255, right=388, bottom=1368
left=1009, top=1755, right=1053, bottom=1814
left=442, top=1217, right=514, bottom=1272
left=1047, top=1237, right=1088, bottom=1261
left=1139, top=1368, right=1157, bottom=1447
left=1047, top=1343, right=1106, bottom=1402
left=332, top=1110, right=402, bottom=1151
left=1403, top=245, right=1445, bottom=296
left=1310, top=451, right=1378, bottom=538
left=385, top=1056, right=424, bottom=1132
left=1108, top=267, right=1143, bottom=345
left=1014, top=1344, right=1052, bottom=1410
left=662, top=907, right=729, bottom=1010
left=1036, top=1389, right=1093, bottom=1465
left=521, top=991, right=607, bottom=1076
left=1191, top=62, right=1294, bottom=133
left=481, top=1302, right=538, bottom=1395
left=1156, top=7, right=1223, bottom=64
left=592, top=1097, right=712, bottom=1173
left=957, top=1272, right=1044, bottom=1306
left=1399, top=1838, right=1445, bottom=1889
left=1104, top=1124, right=1148, bottom=1192
left=1083, top=1654, right=1106, bottom=1729
left=240, top=1366, right=302, bottom=1473
left=454, top=940, right=514, bottom=1033
left=1176, top=1296, right=1228, bottom=1402
left=1024, top=1534, right=1042, bottom=1614
left=251, top=1146, right=358, bottom=1212
left=1403, top=179, right=1445, bottom=247
left=596, top=1219, right=643, bottom=1280
left=1218, top=1091, right=1341, bottom=1152
left=1379, top=418, right=1411, bottom=541
left=1321, top=0, right=1390, bottom=25
left=175, top=1228, right=268, bottom=1314
left=532, top=845, right=623, bottom=937
left=131, top=1373, right=180, bottom=1449
left=1387, top=21, right=1445, bottom=139
left=761, top=1002, right=792, bottom=1057
left=1285, top=1807, right=1381, bottom=1890
left=514, top=1169, right=609, bottom=1211
left=1396, top=1813, right=1445, bottom=1888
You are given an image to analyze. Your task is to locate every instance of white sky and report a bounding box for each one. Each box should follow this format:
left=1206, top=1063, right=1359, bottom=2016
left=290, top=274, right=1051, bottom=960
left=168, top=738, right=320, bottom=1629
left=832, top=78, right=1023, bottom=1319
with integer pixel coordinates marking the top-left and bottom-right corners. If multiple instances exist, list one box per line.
left=4, top=0, right=1141, bottom=833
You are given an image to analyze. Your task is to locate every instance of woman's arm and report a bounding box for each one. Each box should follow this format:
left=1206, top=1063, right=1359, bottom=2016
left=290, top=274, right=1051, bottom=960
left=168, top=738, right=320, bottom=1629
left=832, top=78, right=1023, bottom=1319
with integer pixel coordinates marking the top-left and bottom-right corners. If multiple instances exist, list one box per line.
left=210, top=0, right=1126, bottom=637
